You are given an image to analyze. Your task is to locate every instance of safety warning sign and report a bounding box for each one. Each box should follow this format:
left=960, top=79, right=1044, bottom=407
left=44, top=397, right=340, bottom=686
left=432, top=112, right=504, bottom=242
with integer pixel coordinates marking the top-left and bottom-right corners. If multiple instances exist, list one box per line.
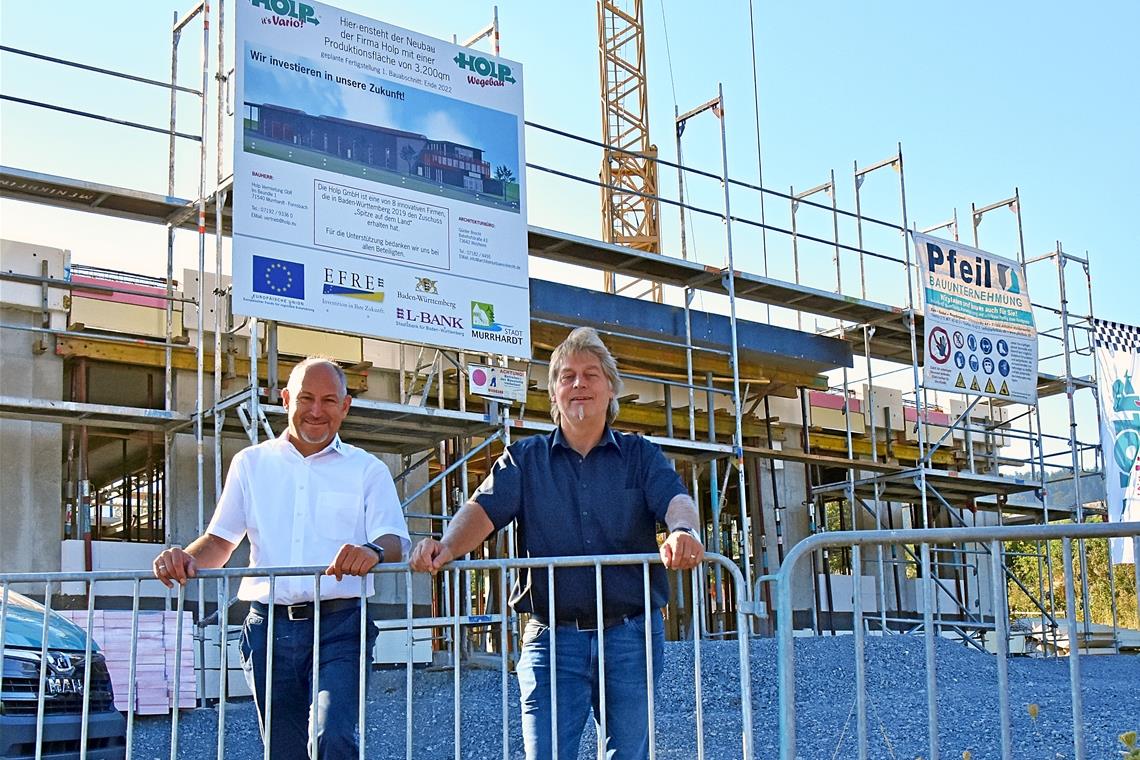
left=913, top=232, right=1038, bottom=404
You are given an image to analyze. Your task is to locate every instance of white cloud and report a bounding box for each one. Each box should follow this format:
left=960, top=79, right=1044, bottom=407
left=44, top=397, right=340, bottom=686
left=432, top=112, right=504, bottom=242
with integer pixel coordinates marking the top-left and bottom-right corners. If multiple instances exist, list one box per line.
left=416, top=111, right=476, bottom=148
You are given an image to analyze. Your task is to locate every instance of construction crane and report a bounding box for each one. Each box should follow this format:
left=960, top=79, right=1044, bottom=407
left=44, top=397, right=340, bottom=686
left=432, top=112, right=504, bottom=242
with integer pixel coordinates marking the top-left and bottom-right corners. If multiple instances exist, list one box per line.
left=597, top=0, right=662, bottom=302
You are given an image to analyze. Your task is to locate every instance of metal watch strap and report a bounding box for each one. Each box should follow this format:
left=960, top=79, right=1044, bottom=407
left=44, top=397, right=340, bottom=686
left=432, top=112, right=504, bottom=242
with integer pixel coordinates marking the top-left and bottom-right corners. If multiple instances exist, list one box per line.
left=363, top=541, right=385, bottom=564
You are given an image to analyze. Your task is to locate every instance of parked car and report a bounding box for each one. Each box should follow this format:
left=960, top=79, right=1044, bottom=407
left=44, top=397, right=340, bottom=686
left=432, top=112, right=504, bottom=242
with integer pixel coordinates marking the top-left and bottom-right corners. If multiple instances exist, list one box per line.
left=1, top=591, right=126, bottom=759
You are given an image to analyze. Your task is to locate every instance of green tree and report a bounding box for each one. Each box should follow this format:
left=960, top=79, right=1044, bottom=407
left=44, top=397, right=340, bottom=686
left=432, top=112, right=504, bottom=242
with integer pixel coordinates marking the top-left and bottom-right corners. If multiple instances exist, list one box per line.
left=1006, top=518, right=1137, bottom=629
left=399, top=144, right=420, bottom=169
left=494, top=164, right=515, bottom=183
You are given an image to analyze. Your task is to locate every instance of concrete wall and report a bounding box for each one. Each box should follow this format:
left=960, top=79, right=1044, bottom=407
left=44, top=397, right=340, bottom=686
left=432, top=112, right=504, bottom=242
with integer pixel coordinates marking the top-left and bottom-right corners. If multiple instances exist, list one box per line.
left=0, top=309, right=65, bottom=574
left=0, top=240, right=69, bottom=578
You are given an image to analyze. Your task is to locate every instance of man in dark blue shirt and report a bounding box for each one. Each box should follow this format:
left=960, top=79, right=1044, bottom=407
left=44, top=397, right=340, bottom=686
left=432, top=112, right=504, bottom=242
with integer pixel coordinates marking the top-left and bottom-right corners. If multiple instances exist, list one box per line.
left=410, top=326, right=704, bottom=760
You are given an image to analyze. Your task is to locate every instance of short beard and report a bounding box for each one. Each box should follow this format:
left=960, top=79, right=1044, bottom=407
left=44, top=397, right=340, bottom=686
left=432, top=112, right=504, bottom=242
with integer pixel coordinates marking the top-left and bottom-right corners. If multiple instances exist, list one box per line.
left=295, top=425, right=330, bottom=445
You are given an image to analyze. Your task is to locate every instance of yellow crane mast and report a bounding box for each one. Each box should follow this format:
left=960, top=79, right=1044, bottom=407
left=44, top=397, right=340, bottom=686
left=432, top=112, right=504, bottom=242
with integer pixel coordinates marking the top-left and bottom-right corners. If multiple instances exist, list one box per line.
left=597, top=0, right=662, bottom=301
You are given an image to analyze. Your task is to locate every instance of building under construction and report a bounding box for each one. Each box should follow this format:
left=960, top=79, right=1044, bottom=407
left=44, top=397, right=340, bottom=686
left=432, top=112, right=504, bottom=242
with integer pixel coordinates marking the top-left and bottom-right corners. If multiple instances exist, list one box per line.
left=0, top=0, right=1129, bottom=711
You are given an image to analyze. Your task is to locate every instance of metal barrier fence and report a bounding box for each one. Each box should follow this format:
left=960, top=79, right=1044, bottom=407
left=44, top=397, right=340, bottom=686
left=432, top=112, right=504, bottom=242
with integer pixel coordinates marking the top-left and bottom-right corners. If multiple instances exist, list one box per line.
left=0, top=553, right=753, bottom=760
left=763, top=522, right=1140, bottom=760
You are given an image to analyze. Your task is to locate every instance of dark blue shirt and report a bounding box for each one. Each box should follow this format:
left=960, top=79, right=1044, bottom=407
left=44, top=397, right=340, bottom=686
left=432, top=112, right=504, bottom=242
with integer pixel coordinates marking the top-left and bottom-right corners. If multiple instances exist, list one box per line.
left=473, top=426, right=687, bottom=619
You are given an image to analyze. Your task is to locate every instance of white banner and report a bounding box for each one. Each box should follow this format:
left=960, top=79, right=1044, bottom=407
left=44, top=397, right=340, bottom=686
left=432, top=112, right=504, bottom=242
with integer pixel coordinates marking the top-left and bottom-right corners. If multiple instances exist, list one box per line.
left=1094, top=318, right=1140, bottom=564
left=913, top=232, right=1037, bottom=404
left=232, top=0, right=530, bottom=358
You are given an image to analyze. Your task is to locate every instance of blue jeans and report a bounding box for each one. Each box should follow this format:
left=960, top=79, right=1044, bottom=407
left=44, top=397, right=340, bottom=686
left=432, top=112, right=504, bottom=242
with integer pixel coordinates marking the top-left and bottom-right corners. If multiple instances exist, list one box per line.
left=239, top=604, right=377, bottom=760
left=517, top=610, right=665, bottom=760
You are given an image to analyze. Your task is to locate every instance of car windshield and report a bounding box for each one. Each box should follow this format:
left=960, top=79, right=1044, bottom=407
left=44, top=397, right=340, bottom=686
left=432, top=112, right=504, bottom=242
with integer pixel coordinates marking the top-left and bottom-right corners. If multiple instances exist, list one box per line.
left=1, top=591, right=94, bottom=651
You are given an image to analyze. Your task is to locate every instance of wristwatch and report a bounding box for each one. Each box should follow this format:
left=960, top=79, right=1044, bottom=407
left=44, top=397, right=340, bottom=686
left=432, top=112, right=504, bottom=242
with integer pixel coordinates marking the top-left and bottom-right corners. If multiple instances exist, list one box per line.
left=672, top=526, right=701, bottom=541
left=363, top=541, right=385, bottom=564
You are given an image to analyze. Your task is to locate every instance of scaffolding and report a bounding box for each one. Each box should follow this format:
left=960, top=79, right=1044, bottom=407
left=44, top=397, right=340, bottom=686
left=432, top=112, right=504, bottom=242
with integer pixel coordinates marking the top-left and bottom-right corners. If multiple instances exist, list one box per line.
left=0, top=0, right=1123, bottom=687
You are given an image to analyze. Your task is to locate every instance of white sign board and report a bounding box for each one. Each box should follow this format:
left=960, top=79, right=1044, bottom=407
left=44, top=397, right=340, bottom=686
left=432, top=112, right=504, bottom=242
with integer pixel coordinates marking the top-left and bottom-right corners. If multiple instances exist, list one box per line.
left=1093, top=318, right=1140, bottom=564
left=232, top=0, right=530, bottom=358
left=913, top=232, right=1037, bottom=404
left=468, top=363, right=528, bottom=403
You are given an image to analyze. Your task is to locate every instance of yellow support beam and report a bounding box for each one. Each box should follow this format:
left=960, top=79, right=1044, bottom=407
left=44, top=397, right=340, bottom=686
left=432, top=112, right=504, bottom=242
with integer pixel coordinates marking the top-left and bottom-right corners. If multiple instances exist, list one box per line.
left=805, top=429, right=957, bottom=467
left=54, top=335, right=370, bottom=393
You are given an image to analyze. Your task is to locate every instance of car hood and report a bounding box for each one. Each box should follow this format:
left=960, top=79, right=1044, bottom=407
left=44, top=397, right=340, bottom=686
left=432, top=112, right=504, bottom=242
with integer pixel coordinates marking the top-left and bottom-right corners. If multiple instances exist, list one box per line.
left=1, top=592, right=94, bottom=651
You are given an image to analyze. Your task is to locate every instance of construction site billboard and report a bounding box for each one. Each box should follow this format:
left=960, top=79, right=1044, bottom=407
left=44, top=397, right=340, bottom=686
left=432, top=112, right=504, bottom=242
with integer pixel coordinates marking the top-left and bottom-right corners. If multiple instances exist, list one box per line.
left=913, top=232, right=1038, bottom=404
left=232, top=0, right=530, bottom=358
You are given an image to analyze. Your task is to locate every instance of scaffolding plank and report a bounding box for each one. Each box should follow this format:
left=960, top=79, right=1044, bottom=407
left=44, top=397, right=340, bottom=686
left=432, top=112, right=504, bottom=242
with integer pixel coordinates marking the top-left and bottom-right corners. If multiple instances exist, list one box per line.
left=0, top=168, right=905, bottom=326
left=528, top=225, right=901, bottom=324
left=814, top=467, right=1037, bottom=510
left=0, top=396, right=189, bottom=431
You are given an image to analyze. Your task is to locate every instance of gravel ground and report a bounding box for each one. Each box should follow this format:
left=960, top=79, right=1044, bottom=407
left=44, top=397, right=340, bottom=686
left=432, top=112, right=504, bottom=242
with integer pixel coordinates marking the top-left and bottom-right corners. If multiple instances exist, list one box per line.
left=128, top=635, right=1140, bottom=759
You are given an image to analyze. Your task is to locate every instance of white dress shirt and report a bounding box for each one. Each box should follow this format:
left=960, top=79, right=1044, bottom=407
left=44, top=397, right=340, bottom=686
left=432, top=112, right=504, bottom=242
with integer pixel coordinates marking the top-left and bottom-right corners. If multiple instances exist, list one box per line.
left=207, top=433, right=411, bottom=604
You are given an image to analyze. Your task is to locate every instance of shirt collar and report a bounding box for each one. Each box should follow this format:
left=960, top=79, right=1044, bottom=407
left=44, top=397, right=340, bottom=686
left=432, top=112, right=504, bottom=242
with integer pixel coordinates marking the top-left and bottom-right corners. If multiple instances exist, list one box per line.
left=551, top=425, right=621, bottom=457
left=277, top=431, right=346, bottom=459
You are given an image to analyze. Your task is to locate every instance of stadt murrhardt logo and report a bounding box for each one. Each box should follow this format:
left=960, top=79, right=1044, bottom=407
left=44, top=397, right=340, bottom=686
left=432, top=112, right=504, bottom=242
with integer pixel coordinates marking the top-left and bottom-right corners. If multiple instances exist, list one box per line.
left=453, top=52, right=516, bottom=87
left=252, top=0, right=320, bottom=26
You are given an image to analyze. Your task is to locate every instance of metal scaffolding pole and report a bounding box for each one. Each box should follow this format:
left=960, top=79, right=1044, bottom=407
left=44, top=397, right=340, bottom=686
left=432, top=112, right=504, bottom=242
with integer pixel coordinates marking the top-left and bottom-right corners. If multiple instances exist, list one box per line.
left=1056, top=244, right=1094, bottom=640
left=711, top=84, right=755, bottom=603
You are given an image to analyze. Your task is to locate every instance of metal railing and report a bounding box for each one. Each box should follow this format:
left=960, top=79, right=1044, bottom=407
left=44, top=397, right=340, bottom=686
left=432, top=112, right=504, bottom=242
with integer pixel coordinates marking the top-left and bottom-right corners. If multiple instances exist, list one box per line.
left=0, top=552, right=753, bottom=760
left=761, top=521, right=1140, bottom=760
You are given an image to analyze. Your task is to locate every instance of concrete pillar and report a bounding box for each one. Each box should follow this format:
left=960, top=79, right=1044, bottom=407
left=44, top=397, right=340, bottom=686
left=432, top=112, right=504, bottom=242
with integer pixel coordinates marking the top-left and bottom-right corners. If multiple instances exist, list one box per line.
left=0, top=308, right=65, bottom=575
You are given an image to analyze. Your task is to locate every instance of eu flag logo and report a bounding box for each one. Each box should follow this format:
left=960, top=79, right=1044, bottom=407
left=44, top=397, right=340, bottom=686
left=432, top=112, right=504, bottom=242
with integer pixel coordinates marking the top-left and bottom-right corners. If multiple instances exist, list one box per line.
left=252, top=256, right=305, bottom=299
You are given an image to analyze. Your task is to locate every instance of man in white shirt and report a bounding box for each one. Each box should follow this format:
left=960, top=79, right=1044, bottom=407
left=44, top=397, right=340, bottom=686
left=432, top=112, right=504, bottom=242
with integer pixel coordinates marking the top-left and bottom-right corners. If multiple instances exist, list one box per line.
left=153, top=357, right=410, bottom=759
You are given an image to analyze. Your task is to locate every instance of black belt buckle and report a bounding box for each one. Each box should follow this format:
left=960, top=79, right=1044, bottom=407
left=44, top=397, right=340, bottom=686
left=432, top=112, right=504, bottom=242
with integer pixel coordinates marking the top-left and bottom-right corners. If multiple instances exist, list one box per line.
left=286, top=602, right=312, bottom=621
left=575, top=614, right=628, bottom=631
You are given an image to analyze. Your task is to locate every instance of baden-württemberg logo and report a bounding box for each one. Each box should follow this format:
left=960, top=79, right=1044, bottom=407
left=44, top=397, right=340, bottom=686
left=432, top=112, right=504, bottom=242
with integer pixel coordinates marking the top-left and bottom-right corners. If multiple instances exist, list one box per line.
left=252, top=0, right=320, bottom=26
left=396, top=275, right=455, bottom=309
left=471, top=301, right=524, bottom=346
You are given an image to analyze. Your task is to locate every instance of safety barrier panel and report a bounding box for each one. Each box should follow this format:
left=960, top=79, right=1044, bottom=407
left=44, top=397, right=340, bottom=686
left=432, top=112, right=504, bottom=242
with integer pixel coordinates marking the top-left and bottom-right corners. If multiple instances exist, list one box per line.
left=762, top=522, right=1140, bottom=760
left=0, top=552, right=753, bottom=760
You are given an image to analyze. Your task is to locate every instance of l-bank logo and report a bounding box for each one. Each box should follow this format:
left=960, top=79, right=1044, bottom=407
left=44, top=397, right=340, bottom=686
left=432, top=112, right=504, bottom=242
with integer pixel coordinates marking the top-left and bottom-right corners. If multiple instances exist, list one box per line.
left=252, top=0, right=320, bottom=26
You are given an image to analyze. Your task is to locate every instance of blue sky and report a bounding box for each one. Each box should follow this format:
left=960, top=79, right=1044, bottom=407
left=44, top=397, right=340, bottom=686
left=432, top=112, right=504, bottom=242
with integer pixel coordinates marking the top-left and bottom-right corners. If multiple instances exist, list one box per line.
left=1, top=0, right=1135, bottom=330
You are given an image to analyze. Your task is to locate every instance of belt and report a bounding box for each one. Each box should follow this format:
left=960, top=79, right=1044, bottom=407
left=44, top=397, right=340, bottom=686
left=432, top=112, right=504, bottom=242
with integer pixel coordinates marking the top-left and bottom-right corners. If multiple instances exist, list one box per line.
left=251, top=598, right=361, bottom=622
left=530, top=610, right=643, bottom=632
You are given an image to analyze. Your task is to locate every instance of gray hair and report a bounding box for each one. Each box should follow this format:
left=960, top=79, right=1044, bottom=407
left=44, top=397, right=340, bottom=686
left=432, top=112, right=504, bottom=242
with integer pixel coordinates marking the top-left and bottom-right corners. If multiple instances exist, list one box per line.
left=548, top=327, right=622, bottom=425
left=286, top=357, right=348, bottom=400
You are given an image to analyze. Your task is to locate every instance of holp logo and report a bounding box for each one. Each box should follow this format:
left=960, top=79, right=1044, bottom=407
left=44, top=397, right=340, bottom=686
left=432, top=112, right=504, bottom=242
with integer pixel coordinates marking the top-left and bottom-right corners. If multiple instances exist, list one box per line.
left=252, top=0, right=320, bottom=26
left=453, top=52, right=516, bottom=87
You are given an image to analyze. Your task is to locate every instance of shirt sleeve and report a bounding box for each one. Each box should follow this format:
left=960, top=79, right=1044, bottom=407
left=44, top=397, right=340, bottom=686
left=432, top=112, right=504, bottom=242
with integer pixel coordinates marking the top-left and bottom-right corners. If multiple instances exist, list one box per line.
left=207, top=449, right=249, bottom=544
left=363, top=457, right=412, bottom=554
left=641, top=438, right=688, bottom=522
left=471, top=444, right=523, bottom=532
